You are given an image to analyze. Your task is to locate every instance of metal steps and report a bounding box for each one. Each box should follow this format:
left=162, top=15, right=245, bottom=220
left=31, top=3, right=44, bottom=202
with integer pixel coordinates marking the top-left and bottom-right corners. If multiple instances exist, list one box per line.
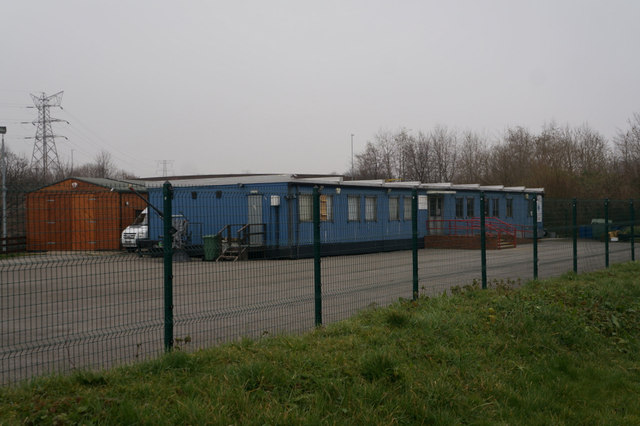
left=216, top=241, right=247, bottom=261
left=497, top=236, right=515, bottom=249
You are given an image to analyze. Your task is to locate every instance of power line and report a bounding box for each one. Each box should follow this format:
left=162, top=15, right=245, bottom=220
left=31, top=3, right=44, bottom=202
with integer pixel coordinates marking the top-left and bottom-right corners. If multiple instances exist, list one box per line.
left=59, top=106, right=157, bottom=171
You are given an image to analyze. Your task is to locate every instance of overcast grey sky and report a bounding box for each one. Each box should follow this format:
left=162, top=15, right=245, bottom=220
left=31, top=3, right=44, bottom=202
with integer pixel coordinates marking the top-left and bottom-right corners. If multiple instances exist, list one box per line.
left=1, top=1, right=639, bottom=178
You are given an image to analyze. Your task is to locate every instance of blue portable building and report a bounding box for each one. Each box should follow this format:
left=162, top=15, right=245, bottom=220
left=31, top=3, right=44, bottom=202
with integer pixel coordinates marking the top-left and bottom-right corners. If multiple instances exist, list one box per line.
left=142, top=175, right=543, bottom=259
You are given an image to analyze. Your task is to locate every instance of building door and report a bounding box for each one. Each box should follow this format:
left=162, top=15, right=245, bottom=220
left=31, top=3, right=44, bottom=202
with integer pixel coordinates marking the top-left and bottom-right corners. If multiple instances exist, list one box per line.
left=429, top=195, right=444, bottom=235
left=248, top=194, right=263, bottom=246
left=73, top=195, right=97, bottom=250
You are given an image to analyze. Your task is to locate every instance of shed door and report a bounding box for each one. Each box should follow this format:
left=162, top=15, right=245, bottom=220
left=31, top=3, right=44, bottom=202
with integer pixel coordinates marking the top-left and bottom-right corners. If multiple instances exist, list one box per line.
left=73, top=195, right=97, bottom=250
left=46, top=196, right=70, bottom=250
left=248, top=195, right=263, bottom=246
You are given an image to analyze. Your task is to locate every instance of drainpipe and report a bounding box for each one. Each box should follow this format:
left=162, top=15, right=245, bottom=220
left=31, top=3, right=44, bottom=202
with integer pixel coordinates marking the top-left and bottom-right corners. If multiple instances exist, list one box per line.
left=287, top=183, right=294, bottom=258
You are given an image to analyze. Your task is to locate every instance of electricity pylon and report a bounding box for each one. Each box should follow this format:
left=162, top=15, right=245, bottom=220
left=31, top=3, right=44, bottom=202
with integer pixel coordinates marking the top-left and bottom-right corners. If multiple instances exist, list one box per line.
left=27, top=91, right=68, bottom=178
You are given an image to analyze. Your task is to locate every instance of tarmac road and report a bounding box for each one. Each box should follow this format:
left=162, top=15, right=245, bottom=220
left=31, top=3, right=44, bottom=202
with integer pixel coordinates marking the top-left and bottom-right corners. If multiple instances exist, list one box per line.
left=1, top=238, right=635, bottom=384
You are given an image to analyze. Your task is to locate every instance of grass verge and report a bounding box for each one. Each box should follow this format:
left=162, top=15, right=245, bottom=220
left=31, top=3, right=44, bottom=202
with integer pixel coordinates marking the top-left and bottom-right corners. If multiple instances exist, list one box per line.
left=1, top=262, right=640, bottom=424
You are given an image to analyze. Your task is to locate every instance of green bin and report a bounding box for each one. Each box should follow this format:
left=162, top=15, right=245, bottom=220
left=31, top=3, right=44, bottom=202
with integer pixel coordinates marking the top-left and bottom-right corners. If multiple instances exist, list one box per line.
left=203, top=234, right=221, bottom=261
left=591, top=219, right=612, bottom=241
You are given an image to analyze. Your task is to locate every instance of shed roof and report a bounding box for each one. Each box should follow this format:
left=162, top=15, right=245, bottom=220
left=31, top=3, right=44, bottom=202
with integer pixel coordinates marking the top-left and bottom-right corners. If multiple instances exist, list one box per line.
left=30, top=177, right=148, bottom=193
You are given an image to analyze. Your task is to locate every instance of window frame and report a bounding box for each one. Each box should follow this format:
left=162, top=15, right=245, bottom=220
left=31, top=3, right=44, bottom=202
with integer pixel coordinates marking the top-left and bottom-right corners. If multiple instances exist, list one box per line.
left=389, top=196, right=400, bottom=221
left=455, top=197, right=464, bottom=219
left=429, top=196, right=443, bottom=218
left=298, top=194, right=313, bottom=222
left=403, top=196, right=412, bottom=221
left=492, top=198, right=500, bottom=218
left=299, top=193, right=332, bottom=222
left=320, top=194, right=333, bottom=222
left=347, top=195, right=360, bottom=222
left=466, top=197, right=475, bottom=218
left=365, top=196, right=378, bottom=222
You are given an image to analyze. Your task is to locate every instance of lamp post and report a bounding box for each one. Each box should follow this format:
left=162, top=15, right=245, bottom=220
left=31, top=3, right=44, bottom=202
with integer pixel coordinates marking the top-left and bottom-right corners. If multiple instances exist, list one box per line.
left=350, top=133, right=354, bottom=180
left=1, top=126, right=7, bottom=252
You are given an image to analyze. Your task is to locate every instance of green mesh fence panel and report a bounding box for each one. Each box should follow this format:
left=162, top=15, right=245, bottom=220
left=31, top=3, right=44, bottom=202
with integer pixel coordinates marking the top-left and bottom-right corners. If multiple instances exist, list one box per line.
left=2, top=184, right=639, bottom=386
left=1, top=185, right=163, bottom=385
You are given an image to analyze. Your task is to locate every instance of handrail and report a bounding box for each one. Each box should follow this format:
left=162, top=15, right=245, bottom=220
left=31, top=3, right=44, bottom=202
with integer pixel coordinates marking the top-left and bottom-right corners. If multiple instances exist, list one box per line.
left=428, top=218, right=531, bottom=236
left=427, top=218, right=523, bottom=248
left=485, top=217, right=530, bottom=239
left=217, top=223, right=266, bottom=247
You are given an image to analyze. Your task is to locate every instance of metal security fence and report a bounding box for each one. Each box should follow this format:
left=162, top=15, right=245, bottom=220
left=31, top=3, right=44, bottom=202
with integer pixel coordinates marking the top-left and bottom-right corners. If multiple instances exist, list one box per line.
left=541, top=198, right=637, bottom=276
left=1, top=182, right=639, bottom=385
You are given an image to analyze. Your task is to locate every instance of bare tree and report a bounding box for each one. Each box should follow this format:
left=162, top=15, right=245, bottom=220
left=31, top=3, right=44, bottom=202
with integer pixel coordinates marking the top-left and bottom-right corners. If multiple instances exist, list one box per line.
left=573, top=124, right=608, bottom=173
left=346, top=118, right=640, bottom=198
left=454, top=130, right=489, bottom=183
left=353, top=130, right=403, bottom=180
left=94, top=150, right=116, bottom=178
left=375, top=130, right=398, bottom=179
left=354, top=142, right=384, bottom=180
left=393, top=128, right=414, bottom=181
left=404, top=131, right=431, bottom=182
left=486, top=126, right=536, bottom=186
left=72, top=151, right=122, bottom=179
left=429, top=125, right=458, bottom=182
left=613, top=113, right=640, bottom=197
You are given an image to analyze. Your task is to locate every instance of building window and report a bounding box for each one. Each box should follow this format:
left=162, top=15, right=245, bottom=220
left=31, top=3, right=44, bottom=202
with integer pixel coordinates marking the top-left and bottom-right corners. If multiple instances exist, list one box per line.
left=404, top=196, right=412, bottom=221
left=365, top=196, right=377, bottom=221
left=299, top=194, right=312, bottom=222
left=467, top=197, right=475, bottom=218
left=300, top=194, right=332, bottom=222
left=348, top=195, right=360, bottom=222
left=320, top=195, right=333, bottom=221
left=492, top=198, right=500, bottom=217
left=429, top=196, right=443, bottom=218
left=389, top=197, right=400, bottom=221
left=455, top=197, right=464, bottom=219
left=506, top=198, right=513, bottom=218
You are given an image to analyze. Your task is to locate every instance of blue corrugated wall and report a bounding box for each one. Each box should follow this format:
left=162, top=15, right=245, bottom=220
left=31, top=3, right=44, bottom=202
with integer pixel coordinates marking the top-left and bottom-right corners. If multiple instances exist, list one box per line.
left=146, top=182, right=543, bottom=253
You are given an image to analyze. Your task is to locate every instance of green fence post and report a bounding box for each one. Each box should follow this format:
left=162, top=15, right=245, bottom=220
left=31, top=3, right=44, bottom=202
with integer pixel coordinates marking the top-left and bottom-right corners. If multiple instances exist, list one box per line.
left=604, top=198, right=609, bottom=268
left=480, top=192, right=487, bottom=289
left=533, top=195, right=538, bottom=280
left=572, top=198, right=578, bottom=273
left=313, top=186, right=322, bottom=326
left=631, top=199, right=635, bottom=262
left=163, top=181, right=174, bottom=351
left=412, top=188, right=419, bottom=300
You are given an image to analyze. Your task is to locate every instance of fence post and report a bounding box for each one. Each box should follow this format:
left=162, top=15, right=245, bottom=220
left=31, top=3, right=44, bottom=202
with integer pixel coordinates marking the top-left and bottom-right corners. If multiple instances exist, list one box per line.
left=533, top=195, right=538, bottom=280
left=412, top=188, right=419, bottom=300
left=604, top=198, right=609, bottom=268
left=480, top=192, right=487, bottom=289
left=631, top=199, right=635, bottom=262
left=313, top=186, right=322, bottom=326
left=163, top=181, right=174, bottom=351
left=572, top=198, right=578, bottom=273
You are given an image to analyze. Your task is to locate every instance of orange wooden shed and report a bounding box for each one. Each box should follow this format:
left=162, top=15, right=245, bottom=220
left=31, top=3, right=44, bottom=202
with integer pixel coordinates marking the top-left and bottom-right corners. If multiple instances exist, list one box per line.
left=26, top=177, right=148, bottom=251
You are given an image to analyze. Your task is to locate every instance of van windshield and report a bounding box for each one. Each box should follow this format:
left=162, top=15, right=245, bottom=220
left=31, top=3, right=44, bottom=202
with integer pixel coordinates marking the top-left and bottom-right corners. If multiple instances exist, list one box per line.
left=133, top=212, right=146, bottom=225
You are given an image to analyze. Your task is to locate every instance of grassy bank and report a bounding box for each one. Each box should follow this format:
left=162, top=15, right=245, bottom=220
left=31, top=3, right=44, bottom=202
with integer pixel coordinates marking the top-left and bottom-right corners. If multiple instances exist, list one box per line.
left=2, top=263, right=640, bottom=424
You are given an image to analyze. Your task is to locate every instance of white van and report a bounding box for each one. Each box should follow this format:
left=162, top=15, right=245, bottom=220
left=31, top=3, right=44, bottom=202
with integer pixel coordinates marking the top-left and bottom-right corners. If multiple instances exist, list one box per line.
left=121, top=208, right=148, bottom=251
